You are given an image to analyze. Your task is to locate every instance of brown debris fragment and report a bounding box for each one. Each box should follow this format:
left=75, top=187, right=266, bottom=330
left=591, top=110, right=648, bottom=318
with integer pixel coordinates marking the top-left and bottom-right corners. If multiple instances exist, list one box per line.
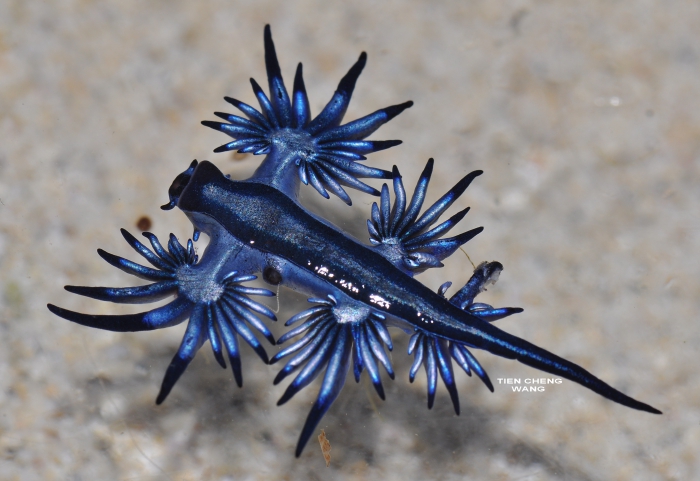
left=136, top=215, right=152, bottom=231
left=318, top=429, right=331, bottom=467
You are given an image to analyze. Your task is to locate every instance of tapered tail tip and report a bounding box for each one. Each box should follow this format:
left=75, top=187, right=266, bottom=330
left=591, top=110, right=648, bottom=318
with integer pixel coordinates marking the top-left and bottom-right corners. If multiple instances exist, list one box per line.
left=637, top=402, right=662, bottom=415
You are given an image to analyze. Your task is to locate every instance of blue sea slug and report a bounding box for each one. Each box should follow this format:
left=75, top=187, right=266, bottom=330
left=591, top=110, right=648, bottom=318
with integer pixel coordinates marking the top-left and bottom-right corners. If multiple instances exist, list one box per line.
left=48, top=25, right=660, bottom=457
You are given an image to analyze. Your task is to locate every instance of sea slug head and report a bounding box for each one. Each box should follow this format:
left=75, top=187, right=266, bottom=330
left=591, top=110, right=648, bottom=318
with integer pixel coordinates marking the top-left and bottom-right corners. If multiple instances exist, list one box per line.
left=161, top=159, right=199, bottom=210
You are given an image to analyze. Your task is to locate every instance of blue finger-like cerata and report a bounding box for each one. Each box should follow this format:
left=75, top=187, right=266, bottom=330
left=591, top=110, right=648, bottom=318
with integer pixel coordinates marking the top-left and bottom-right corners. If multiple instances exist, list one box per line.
left=48, top=24, right=660, bottom=459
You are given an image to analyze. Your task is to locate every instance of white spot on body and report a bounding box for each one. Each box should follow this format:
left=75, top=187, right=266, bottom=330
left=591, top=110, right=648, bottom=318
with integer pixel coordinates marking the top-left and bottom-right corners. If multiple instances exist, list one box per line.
left=369, top=294, right=390, bottom=309
left=338, top=279, right=359, bottom=294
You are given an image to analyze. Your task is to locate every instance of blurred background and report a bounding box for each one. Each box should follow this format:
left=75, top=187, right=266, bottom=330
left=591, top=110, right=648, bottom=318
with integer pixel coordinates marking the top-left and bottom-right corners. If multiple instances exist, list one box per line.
left=1, top=1, right=698, bottom=479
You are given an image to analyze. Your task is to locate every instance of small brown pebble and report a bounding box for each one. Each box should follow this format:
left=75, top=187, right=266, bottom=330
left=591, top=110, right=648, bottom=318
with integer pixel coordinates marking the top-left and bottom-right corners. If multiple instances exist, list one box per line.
left=136, top=216, right=152, bottom=231
left=318, top=429, right=331, bottom=467
left=231, top=152, right=249, bottom=161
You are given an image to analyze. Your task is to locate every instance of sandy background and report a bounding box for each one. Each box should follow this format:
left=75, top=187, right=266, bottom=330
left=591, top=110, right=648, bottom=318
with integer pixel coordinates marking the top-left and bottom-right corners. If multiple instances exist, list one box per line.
left=1, top=1, right=699, bottom=480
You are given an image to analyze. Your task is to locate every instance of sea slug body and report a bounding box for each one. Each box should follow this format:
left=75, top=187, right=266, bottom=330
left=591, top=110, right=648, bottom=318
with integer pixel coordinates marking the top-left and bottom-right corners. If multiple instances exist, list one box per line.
left=48, top=25, right=661, bottom=457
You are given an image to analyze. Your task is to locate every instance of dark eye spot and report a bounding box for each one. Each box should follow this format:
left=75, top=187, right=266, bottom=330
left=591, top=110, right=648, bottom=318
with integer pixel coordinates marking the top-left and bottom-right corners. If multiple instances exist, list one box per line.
left=136, top=216, right=152, bottom=231
left=263, top=266, right=282, bottom=285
